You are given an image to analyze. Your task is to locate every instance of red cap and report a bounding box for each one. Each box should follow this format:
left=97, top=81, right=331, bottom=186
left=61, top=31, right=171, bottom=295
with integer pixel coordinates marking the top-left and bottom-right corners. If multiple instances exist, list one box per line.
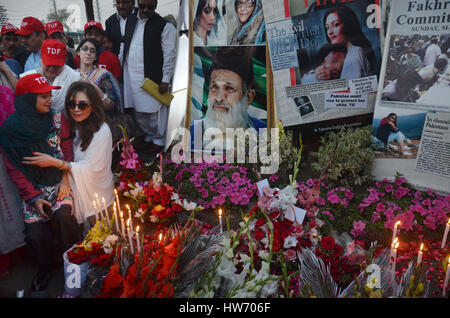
left=45, top=20, right=64, bottom=36
left=15, top=73, right=61, bottom=97
left=1, top=23, right=19, bottom=35
left=16, top=17, right=45, bottom=36
left=84, top=21, right=103, bottom=32
left=41, top=39, right=67, bottom=66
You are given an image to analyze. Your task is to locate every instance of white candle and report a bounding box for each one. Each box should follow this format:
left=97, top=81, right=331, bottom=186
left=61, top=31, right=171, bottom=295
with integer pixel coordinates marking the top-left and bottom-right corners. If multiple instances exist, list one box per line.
left=441, top=219, right=450, bottom=249
left=218, top=209, right=223, bottom=234
left=389, top=237, right=399, bottom=263
left=126, top=204, right=134, bottom=234
left=92, top=200, right=98, bottom=221
left=127, top=218, right=134, bottom=254
left=120, top=211, right=126, bottom=238
left=114, top=189, right=123, bottom=219
left=102, top=197, right=110, bottom=223
left=443, top=262, right=450, bottom=297
left=390, top=241, right=399, bottom=283
left=113, top=203, right=120, bottom=233
left=392, top=221, right=401, bottom=244
left=136, top=226, right=141, bottom=253
left=417, top=243, right=424, bottom=267
left=95, top=193, right=103, bottom=219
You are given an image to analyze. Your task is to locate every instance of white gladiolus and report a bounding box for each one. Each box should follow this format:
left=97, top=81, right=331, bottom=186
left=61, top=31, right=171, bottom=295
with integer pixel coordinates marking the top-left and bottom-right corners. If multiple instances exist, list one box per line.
left=284, top=235, right=298, bottom=249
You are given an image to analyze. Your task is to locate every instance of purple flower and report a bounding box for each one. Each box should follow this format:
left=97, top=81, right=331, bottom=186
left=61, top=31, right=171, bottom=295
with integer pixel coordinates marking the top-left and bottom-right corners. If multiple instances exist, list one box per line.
left=269, top=174, right=279, bottom=182
left=327, top=193, right=340, bottom=204
left=375, top=203, right=386, bottom=212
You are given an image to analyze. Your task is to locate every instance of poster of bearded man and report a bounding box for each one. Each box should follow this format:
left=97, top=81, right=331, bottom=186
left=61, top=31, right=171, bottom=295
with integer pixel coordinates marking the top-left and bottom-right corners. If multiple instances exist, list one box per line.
left=189, top=46, right=268, bottom=150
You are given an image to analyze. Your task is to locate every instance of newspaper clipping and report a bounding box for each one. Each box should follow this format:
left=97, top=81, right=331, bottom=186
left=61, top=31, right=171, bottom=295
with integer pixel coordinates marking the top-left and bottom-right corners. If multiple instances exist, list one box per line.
left=372, top=0, right=450, bottom=194
left=263, top=0, right=382, bottom=133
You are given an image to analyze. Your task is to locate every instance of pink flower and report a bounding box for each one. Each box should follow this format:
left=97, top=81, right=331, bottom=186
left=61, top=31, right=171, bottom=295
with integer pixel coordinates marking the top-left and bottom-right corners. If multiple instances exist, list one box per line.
left=350, top=221, right=366, bottom=238
left=321, top=210, right=335, bottom=221
left=269, top=174, right=279, bottom=182
left=376, top=203, right=386, bottom=212
left=327, top=193, right=340, bottom=204
left=384, top=184, right=393, bottom=193
left=371, top=212, right=381, bottom=223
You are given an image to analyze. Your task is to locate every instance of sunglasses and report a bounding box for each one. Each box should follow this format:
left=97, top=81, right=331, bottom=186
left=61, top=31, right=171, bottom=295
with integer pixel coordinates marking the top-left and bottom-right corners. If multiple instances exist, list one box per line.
left=138, top=3, right=155, bottom=10
left=68, top=100, right=90, bottom=110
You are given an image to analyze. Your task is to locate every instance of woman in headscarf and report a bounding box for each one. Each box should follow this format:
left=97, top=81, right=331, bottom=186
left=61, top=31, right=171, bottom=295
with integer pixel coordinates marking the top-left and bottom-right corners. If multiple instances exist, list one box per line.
left=0, top=73, right=81, bottom=296
left=229, top=0, right=265, bottom=45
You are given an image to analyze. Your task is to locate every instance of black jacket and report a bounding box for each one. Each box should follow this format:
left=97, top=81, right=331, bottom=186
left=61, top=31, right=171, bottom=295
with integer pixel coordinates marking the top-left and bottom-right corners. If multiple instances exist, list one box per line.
left=104, top=7, right=138, bottom=64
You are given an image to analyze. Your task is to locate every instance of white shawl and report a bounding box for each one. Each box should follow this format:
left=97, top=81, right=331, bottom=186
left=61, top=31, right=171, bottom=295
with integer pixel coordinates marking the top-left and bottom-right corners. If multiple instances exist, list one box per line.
left=69, top=122, right=115, bottom=224
left=51, top=65, right=81, bottom=113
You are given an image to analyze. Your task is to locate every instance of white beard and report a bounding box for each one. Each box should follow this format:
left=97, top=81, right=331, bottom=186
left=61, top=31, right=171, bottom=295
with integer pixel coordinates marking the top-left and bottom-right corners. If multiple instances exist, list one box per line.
left=203, top=96, right=253, bottom=134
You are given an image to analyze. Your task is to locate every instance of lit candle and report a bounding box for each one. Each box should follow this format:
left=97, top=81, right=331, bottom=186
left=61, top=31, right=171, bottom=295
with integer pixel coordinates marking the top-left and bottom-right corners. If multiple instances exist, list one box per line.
left=218, top=209, right=223, bottom=234
left=120, top=211, right=126, bottom=238
left=392, top=221, right=401, bottom=243
left=417, top=243, right=424, bottom=267
left=113, top=203, right=120, bottom=233
left=441, top=219, right=450, bottom=249
left=390, top=241, right=399, bottom=283
left=127, top=218, right=134, bottom=254
left=126, top=204, right=134, bottom=234
left=95, top=193, right=103, bottom=219
left=159, top=233, right=162, bottom=243
left=443, top=262, right=450, bottom=297
left=389, top=237, right=399, bottom=264
left=92, top=200, right=98, bottom=221
left=102, top=197, right=110, bottom=223
left=136, top=226, right=141, bottom=253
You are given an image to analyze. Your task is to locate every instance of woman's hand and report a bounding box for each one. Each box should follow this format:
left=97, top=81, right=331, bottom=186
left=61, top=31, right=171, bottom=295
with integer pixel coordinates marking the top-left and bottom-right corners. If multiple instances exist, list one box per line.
left=22, top=152, right=60, bottom=168
left=57, top=173, right=71, bottom=200
left=34, top=198, right=52, bottom=218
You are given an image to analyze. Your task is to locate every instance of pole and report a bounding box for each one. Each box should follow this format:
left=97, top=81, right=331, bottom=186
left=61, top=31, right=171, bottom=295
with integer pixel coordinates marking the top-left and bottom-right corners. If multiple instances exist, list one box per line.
left=84, top=0, right=95, bottom=22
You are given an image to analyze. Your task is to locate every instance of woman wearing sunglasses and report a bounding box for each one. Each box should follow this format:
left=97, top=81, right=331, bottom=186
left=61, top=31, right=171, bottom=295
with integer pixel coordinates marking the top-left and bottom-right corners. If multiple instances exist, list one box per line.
left=0, top=74, right=81, bottom=296
left=194, top=0, right=227, bottom=46
left=22, top=80, right=115, bottom=227
left=229, top=0, right=265, bottom=45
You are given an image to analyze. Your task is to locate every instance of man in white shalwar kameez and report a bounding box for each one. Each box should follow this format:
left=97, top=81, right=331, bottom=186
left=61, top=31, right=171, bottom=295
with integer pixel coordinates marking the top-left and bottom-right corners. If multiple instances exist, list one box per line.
left=123, top=0, right=177, bottom=153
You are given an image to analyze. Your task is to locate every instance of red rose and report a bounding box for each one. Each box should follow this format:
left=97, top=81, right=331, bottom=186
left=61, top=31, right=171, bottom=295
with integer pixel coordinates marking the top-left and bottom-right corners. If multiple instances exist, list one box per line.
left=255, top=230, right=265, bottom=241
left=254, top=218, right=266, bottom=230
left=332, top=244, right=343, bottom=257
left=320, top=236, right=335, bottom=251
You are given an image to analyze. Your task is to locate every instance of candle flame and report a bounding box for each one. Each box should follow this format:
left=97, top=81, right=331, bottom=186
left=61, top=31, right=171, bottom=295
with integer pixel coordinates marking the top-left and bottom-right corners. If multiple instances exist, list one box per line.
left=126, top=204, right=130, bottom=211
left=420, top=243, right=424, bottom=251
left=113, top=205, right=116, bottom=212
left=447, top=218, right=450, bottom=225
left=127, top=218, right=130, bottom=227
left=102, top=197, right=106, bottom=203
left=395, top=221, right=401, bottom=227
left=95, top=192, right=98, bottom=198
left=136, top=226, right=140, bottom=233
left=393, top=237, right=398, bottom=244
left=218, top=209, right=222, bottom=216
left=120, top=211, right=123, bottom=218
left=159, top=233, right=162, bottom=241
left=114, top=189, right=118, bottom=195
left=394, top=242, right=399, bottom=249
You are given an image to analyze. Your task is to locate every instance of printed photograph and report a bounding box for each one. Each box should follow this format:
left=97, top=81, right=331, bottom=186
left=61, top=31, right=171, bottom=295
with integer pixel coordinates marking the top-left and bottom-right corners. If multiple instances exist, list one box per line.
left=291, top=0, right=382, bottom=86
left=193, top=0, right=228, bottom=46
left=294, top=96, right=316, bottom=119
left=225, top=0, right=266, bottom=46
left=372, top=107, right=427, bottom=159
left=190, top=46, right=267, bottom=146
left=381, top=33, right=450, bottom=106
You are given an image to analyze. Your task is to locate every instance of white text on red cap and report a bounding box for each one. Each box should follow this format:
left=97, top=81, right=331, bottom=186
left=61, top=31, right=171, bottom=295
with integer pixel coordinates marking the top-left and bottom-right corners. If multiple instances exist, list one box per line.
left=47, top=47, right=62, bottom=55
left=47, top=23, right=59, bottom=29
left=35, top=76, right=47, bottom=84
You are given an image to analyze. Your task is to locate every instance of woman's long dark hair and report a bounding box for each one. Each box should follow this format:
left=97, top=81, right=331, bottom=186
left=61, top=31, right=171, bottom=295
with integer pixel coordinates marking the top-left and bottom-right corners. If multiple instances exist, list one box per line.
left=323, top=5, right=376, bottom=73
left=65, top=81, right=106, bottom=152
left=194, top=0, right=219, bottom=32
left=76, top=38, right=101, bottom=65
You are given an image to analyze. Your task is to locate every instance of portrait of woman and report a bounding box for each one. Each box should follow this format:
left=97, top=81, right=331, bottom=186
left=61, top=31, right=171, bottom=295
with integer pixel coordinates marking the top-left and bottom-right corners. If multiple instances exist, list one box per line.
left=229, top=0, right=265, bottom=45
left=320, top=4, right=376, bottom=81
left=194, top=0, right=227, bottom=46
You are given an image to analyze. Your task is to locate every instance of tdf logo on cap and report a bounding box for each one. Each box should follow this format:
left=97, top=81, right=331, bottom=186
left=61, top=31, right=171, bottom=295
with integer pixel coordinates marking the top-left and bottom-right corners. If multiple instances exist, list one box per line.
left=47, top=47, right=62, bottom=55
left=47, top=23, right=59, bottom=29
left=34, top=76, right=47, bottom=85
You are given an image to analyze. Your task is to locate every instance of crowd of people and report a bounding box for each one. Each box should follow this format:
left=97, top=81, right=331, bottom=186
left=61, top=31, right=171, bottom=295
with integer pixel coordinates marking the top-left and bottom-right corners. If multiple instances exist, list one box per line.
left=0, top=0, right=176, bottom=297
left=382, top=34, right=450, bottom=102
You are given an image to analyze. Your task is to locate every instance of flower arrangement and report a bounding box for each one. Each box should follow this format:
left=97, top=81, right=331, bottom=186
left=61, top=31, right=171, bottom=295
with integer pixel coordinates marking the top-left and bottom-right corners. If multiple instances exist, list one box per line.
left=165, top=160, right=258, bottom=212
